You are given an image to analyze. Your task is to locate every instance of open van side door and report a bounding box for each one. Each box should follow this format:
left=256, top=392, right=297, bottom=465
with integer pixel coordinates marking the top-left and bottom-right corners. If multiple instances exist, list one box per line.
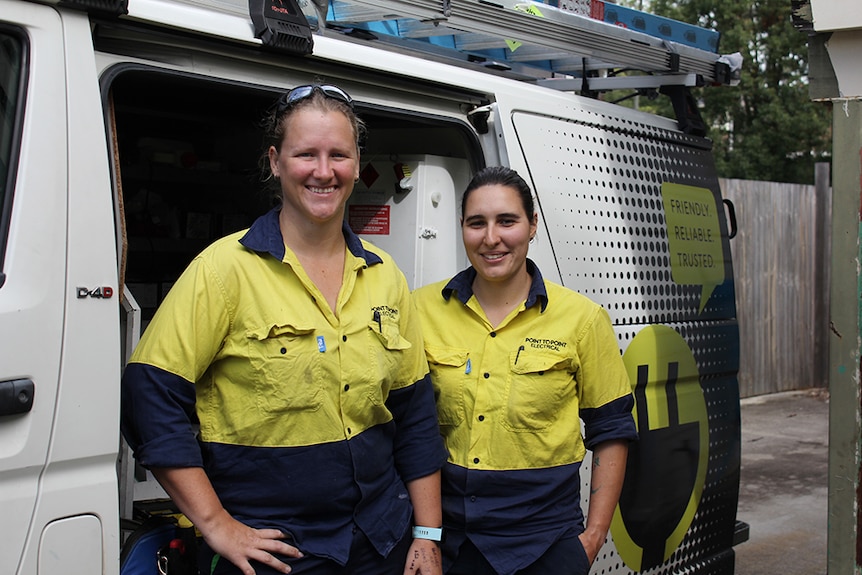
left=489, top=91, right=741, bottom=574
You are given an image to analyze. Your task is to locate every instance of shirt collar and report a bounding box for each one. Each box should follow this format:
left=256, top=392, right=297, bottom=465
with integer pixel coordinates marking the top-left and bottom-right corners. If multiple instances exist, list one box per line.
left=441, top=258, right=548, bottom=312
left=238, top=207, right=384, bottom=266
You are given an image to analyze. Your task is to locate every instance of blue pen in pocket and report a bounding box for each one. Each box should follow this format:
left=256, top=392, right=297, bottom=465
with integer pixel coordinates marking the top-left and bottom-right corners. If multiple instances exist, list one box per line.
left=465, top=358, right=471, bottom=374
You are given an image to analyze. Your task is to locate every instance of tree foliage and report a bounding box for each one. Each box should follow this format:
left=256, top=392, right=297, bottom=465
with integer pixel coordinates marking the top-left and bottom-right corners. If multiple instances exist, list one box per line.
left=618, top=0, right=831, bottom=184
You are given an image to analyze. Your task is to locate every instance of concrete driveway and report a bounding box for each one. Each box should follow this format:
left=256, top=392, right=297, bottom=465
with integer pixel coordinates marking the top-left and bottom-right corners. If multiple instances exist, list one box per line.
left=733, top=388, right=829, bottom=575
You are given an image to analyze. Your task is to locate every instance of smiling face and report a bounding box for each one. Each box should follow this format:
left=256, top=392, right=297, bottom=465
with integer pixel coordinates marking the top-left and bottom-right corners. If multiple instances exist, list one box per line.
left=461, top=183, right=537, bottom=286
left=268, top=106, right=360, bottom=227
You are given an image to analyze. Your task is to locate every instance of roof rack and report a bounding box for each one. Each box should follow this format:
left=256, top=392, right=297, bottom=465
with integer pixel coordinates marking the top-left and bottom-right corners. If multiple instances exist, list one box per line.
left=323, top=0, right=740, bottom=91
left=111, top=0, right=740, bottom=93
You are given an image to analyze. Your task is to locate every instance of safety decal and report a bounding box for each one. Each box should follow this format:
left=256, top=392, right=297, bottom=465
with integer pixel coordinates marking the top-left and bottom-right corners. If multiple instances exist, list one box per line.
left=348, top=204, right=390, bottom=235
left=610, top=324, right=709, bottom=571
left=359, top=162, right=380, bottom=188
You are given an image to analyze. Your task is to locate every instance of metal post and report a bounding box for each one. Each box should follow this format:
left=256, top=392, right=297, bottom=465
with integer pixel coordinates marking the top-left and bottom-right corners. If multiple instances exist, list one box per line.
left=827, top=98, right=862, bottom=574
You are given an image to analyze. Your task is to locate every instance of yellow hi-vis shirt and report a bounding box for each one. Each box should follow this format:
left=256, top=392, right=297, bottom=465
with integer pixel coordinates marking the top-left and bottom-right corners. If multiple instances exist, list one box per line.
left=414, top=262, right=634, bottom=470
left=413, top=260, right=636, bottom=575
left=130, top=215, right=429, bottom=448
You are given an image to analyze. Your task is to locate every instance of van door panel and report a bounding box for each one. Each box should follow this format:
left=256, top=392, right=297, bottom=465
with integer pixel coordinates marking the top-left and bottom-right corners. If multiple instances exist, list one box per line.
left=510, top=108, right=735, bottom=321
left=493, top=93, right=741, bottom=574
left=0, top=2, right=68, bottom=574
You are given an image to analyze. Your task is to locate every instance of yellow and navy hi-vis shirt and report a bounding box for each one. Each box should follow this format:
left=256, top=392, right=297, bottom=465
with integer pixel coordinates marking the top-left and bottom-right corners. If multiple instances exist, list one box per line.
left=121, top=207, right=447, bottom=566
left=413, top=260, right=637, bottom=575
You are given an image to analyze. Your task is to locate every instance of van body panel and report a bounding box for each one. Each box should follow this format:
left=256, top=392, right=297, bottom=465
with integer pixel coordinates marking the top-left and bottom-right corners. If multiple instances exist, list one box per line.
left=0, top=6, right=121, bottom=573
left=490, top=89, right=741, bottom=572
left=27, top=10, right=123, bottom=575
left=0, top=3, right=68, bottom=573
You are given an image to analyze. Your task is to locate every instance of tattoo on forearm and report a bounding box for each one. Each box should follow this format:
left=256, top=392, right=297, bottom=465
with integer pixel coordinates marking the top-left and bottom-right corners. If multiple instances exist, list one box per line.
left=591, top=455, right=603, bottom=494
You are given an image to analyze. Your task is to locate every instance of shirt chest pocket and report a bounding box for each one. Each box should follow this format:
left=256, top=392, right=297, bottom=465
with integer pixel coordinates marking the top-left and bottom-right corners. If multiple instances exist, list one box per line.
left=504, top=351, right=574, bottom=432
left=247, top=322, right=322, bottom=415
left=364, top=314, right=412, bottom=405
left=425, top=346, right=470, bottom=427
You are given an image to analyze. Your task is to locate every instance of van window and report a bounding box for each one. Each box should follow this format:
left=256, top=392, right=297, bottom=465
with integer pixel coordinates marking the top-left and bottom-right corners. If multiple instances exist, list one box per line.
left=0, top=29, right=25, bottom=286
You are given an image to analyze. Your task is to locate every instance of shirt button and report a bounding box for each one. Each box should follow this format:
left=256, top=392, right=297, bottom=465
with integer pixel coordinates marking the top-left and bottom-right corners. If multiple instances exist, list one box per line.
left=483, top=372, right=490, bottom=379
left=473, top=457, right=480, bottom=464
left=344, top=384, right=350, bottom=392
left=478, top=415, right=485, bottom=421
left=346, top=427, right=352, bottom=435
left=342, top=335, right=348, bottom=342
left=280, top=347, right=287, bottom=354
left=490, top=332, right=496, bottom=337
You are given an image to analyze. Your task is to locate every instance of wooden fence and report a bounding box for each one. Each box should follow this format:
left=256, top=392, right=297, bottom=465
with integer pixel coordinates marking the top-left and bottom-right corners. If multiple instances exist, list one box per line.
left=719, top=171, right=831, bottom=398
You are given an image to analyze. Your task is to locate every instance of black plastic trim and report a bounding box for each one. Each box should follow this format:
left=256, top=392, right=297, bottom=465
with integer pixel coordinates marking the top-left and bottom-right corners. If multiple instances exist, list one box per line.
left=723, top=198, right=737, bottom=239
left=0, top=379, right=35, bottom=416
left=249, top=0, right=313, bottom=55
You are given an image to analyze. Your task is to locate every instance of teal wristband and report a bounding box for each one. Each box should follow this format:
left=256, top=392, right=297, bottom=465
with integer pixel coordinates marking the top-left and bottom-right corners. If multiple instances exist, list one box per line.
left=412, top=526, right=444, bottom=542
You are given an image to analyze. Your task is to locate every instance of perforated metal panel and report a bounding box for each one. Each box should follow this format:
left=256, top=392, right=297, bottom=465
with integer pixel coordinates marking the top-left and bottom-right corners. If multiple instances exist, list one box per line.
left=508, top=105, right=740, bottom=574
left=512, top=109, right=735, bottom=327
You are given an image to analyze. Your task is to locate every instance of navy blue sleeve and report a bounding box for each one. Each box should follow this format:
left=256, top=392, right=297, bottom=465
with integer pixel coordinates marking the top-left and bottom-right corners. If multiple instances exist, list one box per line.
left=121, top=362, right=203, bottom=468
left=386, top=374, right=448, bottom=482
left=580, top=394, right=638, bottom=450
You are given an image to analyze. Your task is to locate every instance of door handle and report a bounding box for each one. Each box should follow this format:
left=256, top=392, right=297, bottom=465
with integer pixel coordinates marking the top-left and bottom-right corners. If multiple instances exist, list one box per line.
left=0, top=379, right=34, bottom=416
left=722, top=198, right=737, bottom=239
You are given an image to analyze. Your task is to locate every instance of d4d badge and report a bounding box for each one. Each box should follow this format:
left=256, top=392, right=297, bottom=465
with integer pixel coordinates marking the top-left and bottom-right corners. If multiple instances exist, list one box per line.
left=610, top=324, right=709, bottom=571
left=77, top=286, right=114, bottom=299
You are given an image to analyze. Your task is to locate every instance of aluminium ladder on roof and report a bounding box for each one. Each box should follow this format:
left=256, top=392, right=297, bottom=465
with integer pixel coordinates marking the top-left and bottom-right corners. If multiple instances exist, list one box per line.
left=114, top=0, right=736, bottom=90
left=326, top=0, right=736, bottom=88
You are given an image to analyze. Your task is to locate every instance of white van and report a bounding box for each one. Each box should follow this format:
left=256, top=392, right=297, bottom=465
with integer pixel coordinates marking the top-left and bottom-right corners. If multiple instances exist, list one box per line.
left=0, top=0, right=744, bottom=572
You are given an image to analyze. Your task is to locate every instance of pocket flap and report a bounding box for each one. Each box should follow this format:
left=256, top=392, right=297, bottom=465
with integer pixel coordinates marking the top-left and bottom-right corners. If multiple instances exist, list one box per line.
left=369, top=319, right=412, bottom=351
left=247, top=322, right=316, bottom=340
left=425, top=346, right=469, bottom=367
left=511, top=351, right=570, bottom=374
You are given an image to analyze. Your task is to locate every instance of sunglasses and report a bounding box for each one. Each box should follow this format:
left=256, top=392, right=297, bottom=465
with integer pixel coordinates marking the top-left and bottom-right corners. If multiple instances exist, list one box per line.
left=276, top=84, right=354, bottom=113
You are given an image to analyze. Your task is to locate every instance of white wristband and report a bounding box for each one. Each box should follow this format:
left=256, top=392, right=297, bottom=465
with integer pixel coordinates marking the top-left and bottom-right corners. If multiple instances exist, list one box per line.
left=412, top=526, right=444, bottom=542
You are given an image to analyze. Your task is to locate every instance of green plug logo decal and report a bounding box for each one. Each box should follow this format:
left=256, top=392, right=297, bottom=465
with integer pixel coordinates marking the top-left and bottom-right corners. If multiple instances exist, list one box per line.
left=610, top=325, right=709, bottom=571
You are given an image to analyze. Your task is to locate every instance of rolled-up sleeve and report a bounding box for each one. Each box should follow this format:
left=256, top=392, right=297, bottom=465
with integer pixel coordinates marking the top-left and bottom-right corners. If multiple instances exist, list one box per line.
left=387, top=374, right=448, bottom=482
left=581, top=394, right=637, bottom=450
left=121, top=363, right=202, bottom=468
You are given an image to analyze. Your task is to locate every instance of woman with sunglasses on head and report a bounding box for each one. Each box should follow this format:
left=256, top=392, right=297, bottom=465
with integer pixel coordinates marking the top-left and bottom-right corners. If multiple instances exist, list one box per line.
left=413, top=166, right=638, bottom=575
left=121, top=84, right=447, bottom=575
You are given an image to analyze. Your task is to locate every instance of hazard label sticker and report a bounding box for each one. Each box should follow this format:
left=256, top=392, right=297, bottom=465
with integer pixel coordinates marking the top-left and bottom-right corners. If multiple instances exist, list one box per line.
left=349, top=204, right=390, bottom=235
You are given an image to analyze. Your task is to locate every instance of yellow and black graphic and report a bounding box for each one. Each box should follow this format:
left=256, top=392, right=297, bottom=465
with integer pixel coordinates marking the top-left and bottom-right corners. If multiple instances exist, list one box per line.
left=610, top=325, right=709, bottom=571
left=661, top=182, right=726, bottom=314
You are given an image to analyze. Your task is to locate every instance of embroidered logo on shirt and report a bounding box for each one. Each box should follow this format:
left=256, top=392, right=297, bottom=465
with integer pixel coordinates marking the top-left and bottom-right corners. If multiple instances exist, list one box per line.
left=524, top=337, right=568, bottom=352
left=371, top=305, right=399, bottom=319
